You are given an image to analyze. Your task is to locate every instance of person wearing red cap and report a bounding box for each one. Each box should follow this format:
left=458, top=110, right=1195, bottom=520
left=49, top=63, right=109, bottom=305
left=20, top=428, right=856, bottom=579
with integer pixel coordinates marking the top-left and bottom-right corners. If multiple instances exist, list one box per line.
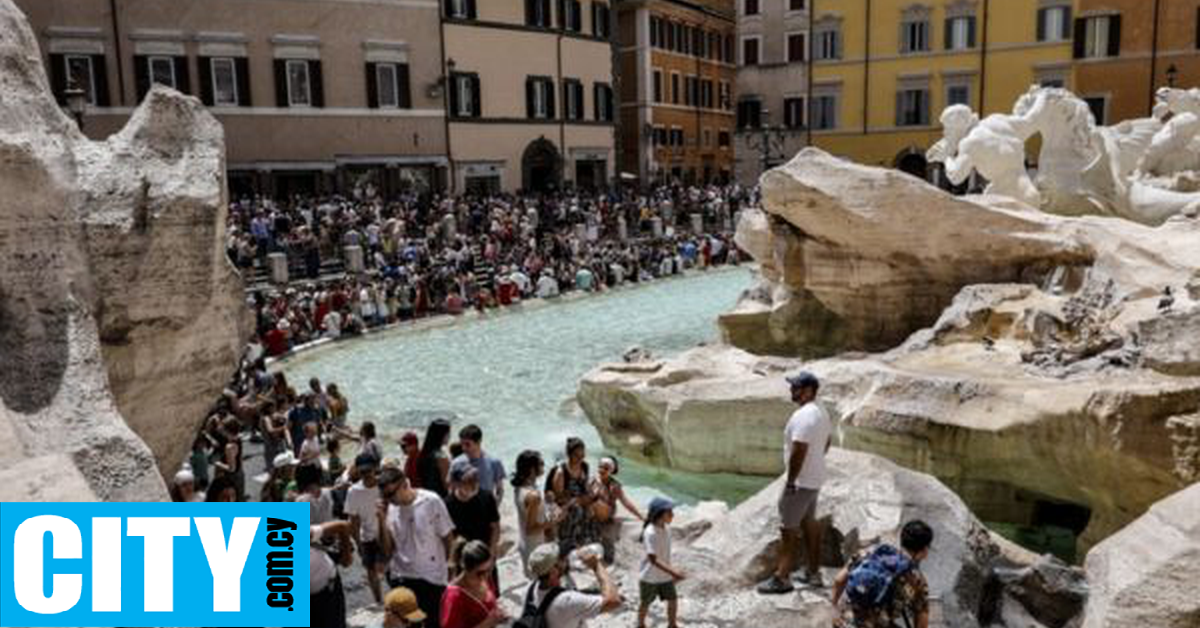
left=401, top=431, right=421, bottom=488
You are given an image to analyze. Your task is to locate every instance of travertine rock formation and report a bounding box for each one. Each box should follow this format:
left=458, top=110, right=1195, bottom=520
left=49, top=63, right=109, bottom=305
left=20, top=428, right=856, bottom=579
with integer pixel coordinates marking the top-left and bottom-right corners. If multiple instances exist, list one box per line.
left=0, top=0, right=244, bottom=499
left=581, top=148, right=1200, bottom=548
left=1081, top=481, right=1200, bottom=628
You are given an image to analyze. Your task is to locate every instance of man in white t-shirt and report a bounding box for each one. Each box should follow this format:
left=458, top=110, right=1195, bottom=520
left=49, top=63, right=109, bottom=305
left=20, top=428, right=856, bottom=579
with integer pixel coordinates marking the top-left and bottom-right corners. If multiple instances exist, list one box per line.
left=522, top=543, right=622, bottom=628
left=344, top=455, right=385, bottom=605
left=378, top=467, right=455, bottom=624
left=758, top=371, right=833, bottom=595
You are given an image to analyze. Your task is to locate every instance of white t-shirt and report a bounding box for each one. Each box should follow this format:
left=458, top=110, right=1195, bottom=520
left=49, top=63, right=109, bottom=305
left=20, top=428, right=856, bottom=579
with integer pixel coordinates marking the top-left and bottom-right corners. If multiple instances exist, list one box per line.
left=345, top=481, right=380, bottom=542
left=310, top=527, right=338, bottom=593
left=533, top=585, right=606, bottom=628
left=639, top=525, right=673, bottom=584
left=783, top=402, right=833, bottom=489
left=385, top=489, right=455, bottom=585
left=298, top=489, right=335, bottom=525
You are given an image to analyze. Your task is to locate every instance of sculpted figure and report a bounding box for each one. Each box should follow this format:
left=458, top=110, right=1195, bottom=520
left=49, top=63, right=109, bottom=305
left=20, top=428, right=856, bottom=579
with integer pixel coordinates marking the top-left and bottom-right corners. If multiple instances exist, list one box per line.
left=927, top=102, right=1042, bottom=207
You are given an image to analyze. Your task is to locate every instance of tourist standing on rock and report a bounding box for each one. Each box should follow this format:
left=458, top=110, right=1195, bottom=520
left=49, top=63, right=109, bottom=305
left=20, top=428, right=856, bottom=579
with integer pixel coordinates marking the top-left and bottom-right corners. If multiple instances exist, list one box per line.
left=439, top=541, right=508, bottom=628
left=549, top=437, right=601, bottom=558
left=831, top=520, right=934, bottom=628
left=418, top=419, right=453, bottom=497
left=758, top=371, right=832, bottom=595
left=519, top=543, right=622, bottom=628
left=591, top=456, right=644, bottom=565
left=513, top=450, right=555, bottom=576
left=379, top=467, right=455, bottom=626
left=450, top=424, right=508, bottom=504
left=346, top=454, right=386, bottom=606
left=637, top=497, right=684, bottom=628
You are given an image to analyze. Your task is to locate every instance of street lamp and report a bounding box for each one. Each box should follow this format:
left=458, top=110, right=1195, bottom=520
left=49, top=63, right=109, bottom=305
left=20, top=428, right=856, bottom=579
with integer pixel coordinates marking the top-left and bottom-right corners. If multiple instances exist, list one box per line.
left=745, top=108, right=790, bottom=175
left=1166, top=64, right=1179, bottom=88
left=63, top=77, right=87, bottom=131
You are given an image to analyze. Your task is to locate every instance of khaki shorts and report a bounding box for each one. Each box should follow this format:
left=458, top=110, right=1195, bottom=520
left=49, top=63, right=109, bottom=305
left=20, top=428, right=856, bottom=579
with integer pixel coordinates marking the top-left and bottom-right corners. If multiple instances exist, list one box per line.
left=778, top=487, right=819, bottom=530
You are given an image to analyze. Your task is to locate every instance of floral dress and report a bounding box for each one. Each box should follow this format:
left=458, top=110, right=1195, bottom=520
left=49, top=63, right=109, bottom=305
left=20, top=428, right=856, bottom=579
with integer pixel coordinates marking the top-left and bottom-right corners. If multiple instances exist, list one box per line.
left=554, top=463, right=600, bottom=556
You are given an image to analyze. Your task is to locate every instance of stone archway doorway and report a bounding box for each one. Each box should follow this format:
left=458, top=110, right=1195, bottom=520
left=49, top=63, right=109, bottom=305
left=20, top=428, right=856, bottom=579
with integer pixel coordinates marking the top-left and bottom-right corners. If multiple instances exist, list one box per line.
left=522, top=137, right=561, bottom=193
left=894, top=147, right=929, bottom=181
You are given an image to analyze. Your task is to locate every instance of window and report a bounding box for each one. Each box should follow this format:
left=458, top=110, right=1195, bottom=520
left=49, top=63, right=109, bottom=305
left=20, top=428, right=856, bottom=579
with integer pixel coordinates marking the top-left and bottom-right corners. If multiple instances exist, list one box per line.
left=787, top=32, right=807, bottom=63
left=653, top=126, right=668, bottom=147
left=594, top=83, right=614, bottom=121
left=701, top=79, right=714, bottom=109
left=560, top=0, right=582, bottom=32
left=742, top=37, right=760, bottom=66
left=816, top=28, right=841, bottom=60
left=737, top=99, right=762, bottom=129
left=811, top=93, right=837, bottom=129
left=725, top=35, right=734, bottom=62
left=789, top=0, right=806, bottom=11
left=784, top=96, right=806, bottom=128
left=1076, top=15, right=1120, bottom=59
left=945, top=16, right=976, bottom=50
left=287, top=59, right=316, bottom=106
left=450, top=72, right=480, bottom=117
left=65, top=55, right=99, bottom=105
left=902, top=20, right=930, bottom=53
left=369, top=63, right=411, bottom=109
left=1084, top=96, right=1106, bottom=124
left=1196, top=6, right=1200, bottom=49
left=896, top=88, right=930, bottom=126
left=946, top=83, right=971, bottom=107
left=211, top=58, right=238, bottom=106
left=148, top=56, right=176, bottom=89
left=592, top=2, right=611, bottom=39
left=703, top=128, right=712, bottom=147
left=718, top=131, right=730, bottom=147
left=1037, top=5, right=1071, bottom=42
left=681, top=25, right=691, bottom=55
left=563, top=78, right=584, bottom=120
left=135, top=55, right=189, bottom=101
left=669, top=128, right=684, bottom=147
left=653, top=70, right=663, bottom=103
left=666, top=19, right=676, bottom=50
left=526, top=0, right=552, bottom=27
left=526, top=76, right=555, bottom=119
left=445, top=0, right=476, bottom=19
left=671, top=72, right=680, bottom=105
left=684, top=76, right=697, bottom=107
left=719, top=81, right=731, bottom=110
left=650, top=17, right=660, bottom=47
left=744, top=0, right=759, bottom=16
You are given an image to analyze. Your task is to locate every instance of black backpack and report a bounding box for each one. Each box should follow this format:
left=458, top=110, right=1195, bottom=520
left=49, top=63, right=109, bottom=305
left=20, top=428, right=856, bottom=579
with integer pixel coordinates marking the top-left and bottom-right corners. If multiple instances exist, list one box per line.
left=512, top=583, right=565, bottom=628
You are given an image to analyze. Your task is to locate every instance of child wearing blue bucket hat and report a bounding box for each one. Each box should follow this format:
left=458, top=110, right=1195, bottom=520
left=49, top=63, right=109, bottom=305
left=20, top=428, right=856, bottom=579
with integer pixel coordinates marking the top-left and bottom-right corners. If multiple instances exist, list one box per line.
left=638, top=496, right=685, bottom=628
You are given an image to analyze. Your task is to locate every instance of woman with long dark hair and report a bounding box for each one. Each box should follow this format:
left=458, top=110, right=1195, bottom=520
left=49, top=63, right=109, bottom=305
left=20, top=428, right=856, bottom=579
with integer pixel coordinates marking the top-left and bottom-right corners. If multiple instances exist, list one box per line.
left=512, top=450, right=554, bottom=576
left=417, top=418, right=452, bottom=497
left=549, top=437, right=600, bottom=556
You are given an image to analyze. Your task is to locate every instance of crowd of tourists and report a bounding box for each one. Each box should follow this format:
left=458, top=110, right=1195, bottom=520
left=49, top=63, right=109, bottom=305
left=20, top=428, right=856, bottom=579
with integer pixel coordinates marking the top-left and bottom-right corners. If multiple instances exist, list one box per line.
left=173, top=185, right=938, bottom=627
left=175, top=357, right=936, bottom=628
left=226, top=186, right=749, bottom=356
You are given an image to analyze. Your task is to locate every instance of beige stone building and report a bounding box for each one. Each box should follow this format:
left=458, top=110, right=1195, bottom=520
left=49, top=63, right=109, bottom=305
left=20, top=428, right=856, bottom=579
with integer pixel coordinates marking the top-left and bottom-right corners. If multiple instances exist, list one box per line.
left=15, top=0, right=448, bottom=198
left=734, top=0, right=810, bottom=185
left=442, top=0, right=616, bottom=192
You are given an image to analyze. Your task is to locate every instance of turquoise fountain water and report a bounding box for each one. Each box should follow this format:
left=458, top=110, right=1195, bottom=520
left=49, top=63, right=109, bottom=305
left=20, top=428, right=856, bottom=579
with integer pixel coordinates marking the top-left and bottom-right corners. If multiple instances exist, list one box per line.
left=280, top=268, right=771, bottom=506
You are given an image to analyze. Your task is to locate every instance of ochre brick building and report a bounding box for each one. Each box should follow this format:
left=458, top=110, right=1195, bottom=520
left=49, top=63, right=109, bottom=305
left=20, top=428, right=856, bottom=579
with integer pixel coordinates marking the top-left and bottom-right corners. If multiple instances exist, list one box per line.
left=617, top=0, right=736, bottom=185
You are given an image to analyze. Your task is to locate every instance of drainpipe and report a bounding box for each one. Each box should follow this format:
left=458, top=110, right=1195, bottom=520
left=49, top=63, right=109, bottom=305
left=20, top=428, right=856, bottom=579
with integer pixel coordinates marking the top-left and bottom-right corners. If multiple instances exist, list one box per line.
left=558, top=30, right=566, bottom=189
left=438, top=11, right=455, bottom=193
left=109, top=0, right=126, bottom=106
left=862, top=0, right=871, bottom=135
left=978, top=0, right=989, bottom=115
left=1148, top=0, right=1162, bottom=116
left=805, top=0, right=814, bottom=147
